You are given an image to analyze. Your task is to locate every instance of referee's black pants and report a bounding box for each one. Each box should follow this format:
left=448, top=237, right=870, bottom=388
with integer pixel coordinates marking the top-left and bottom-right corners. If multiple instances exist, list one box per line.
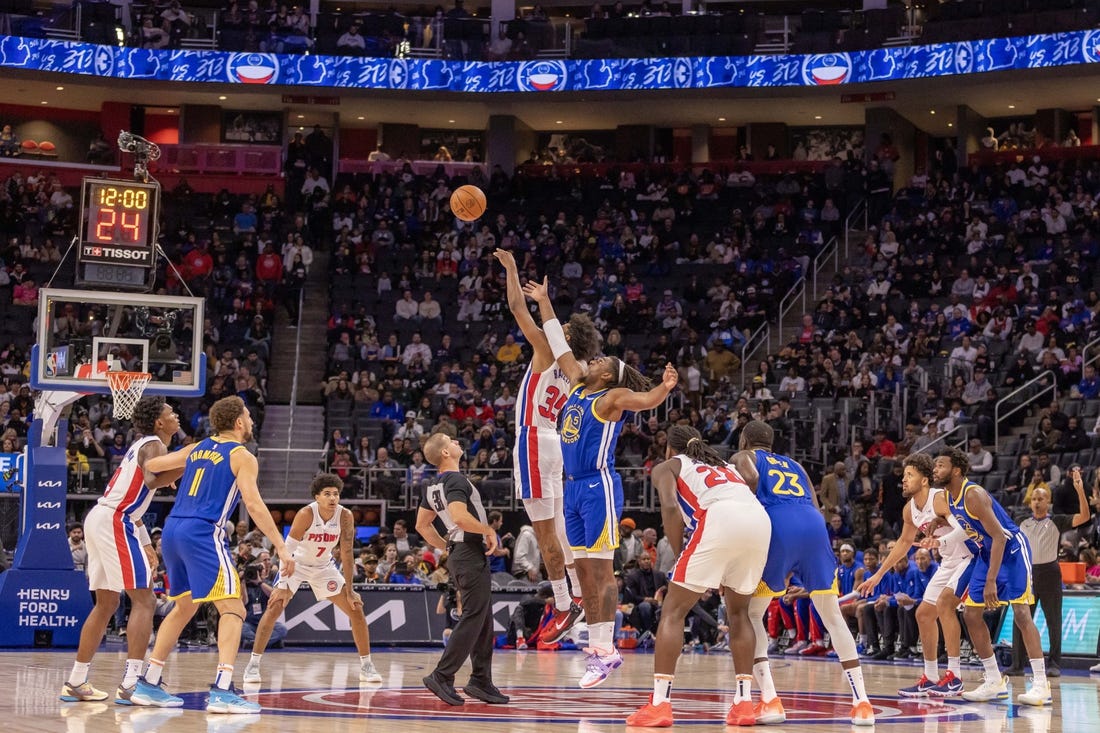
left=432, top=541, right=495, bottom=686
left=1011, top=561, right=1063, bottom=670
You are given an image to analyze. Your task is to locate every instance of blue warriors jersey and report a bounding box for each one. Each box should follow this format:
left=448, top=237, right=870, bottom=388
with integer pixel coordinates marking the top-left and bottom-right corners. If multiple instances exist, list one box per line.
left=837, top=562, right=858, bottom=595
left=753, top=449, right=815, bottom=508
left=559, top=386, right=624, bottom=477
left=171, top=436, right=245, bottom=524
left=947, top=479, right=1020, bottom=557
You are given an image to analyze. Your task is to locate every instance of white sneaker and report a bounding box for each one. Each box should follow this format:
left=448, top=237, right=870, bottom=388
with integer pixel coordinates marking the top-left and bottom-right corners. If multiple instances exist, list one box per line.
left=242, top=663, right=261, bottom=684
left=961, top=675, right=1009, bottom=702
left=1017, top=680, right=1052, bottom=706
left=578, top=648, right=622, bottom=689
left=359, top=660, right=383, bottom=684
left=1091, top=662, right=1100, bottom=673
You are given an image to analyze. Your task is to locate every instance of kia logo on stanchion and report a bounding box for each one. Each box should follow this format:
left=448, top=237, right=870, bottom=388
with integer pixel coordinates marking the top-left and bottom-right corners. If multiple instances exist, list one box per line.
left=37, top=480, right=62, bottom=488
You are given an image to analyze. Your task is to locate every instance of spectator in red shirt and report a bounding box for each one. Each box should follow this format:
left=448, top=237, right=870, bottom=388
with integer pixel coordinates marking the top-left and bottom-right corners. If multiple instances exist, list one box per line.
left=185, top=242, right=213, bottom=282
left=865, top=428, right=897, bottom=460
left=255, top=243, right=283, bottom=284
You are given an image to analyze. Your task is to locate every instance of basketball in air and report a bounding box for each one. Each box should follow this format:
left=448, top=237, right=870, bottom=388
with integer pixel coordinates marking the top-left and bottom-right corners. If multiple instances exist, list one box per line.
left=449, top=184, right=487, bottom=222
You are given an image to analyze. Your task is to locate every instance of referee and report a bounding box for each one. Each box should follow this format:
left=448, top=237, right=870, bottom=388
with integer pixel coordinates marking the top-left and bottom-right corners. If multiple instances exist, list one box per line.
left=1009, top=464, right=1092, bottom=677
left=416, top=432, right=509, bottom=706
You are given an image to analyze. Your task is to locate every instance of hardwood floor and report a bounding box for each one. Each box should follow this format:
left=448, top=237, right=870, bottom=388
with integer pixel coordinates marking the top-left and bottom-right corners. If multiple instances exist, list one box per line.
left=7, top=645, right=1088, bottom=732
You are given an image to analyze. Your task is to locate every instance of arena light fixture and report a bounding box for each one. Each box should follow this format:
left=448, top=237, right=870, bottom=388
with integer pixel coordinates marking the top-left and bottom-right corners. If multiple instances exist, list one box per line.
left=56, top=86, right=64, bottom=91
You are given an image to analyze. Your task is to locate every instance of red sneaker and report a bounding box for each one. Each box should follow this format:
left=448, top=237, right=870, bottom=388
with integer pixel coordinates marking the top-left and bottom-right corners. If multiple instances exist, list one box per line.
left=725, top=700, right=755, bottom=726
left=626, top=696, right=673, bottom=727
left=799, top=643, right=829, bottom=656
left=753, top=697, right=786, bottom=724
left=542, top=601, right=584, bottom=644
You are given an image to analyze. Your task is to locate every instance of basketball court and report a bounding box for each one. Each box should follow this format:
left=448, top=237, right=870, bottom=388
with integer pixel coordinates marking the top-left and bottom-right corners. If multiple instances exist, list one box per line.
left=5, top=647, right=1091, bottom=732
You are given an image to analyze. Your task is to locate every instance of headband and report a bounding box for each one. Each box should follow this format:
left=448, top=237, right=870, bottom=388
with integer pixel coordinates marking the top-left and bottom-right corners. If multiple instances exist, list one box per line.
left=617, top=358, right=625, bottom=384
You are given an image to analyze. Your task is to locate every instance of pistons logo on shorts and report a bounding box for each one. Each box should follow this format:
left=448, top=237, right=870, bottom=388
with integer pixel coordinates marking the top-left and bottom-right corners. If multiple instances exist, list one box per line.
left=327, top=580, right=339, bottom=593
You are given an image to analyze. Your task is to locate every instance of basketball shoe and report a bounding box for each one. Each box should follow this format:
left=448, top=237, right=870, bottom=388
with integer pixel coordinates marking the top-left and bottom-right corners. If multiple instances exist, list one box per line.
left=1017, top=680, right=1052, bottom=707
left=754, top=697, right=786, bottom=724
left=60, top=681, right=109, bottom=703
left=725, top=700, right=755, bottom=726
left=898, top=674, right=937, bottom=698
left=207, top=685, right=261, bottom=714
left=928, top=671, right=964, bottom=697
left=626, top=695, right=673, bottom=727
left=578, top=647, right=622, bottom=688
left=543, top=601, right=585, bottom=644
left=851, top=700, right=876, bottom=726
left=961, top=674, right=1009, bottom=702
left=242, top=660, right=262, bottom=684
left=359, top=660, right=383, bottom=684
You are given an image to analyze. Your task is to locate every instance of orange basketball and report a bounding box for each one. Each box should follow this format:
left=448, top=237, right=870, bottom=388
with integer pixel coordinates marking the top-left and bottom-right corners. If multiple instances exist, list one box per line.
left=283, top=508, right=297, bottom=524
left=363, top=508, right=380, bottom=525
left=449, top=184, right=487, bottom=222
left=269, top=509, right=283, bottom=524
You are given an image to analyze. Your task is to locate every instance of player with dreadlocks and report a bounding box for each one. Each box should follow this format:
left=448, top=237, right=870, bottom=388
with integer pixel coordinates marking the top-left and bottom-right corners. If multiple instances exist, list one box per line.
left=627, top=426, right=770, bottom=727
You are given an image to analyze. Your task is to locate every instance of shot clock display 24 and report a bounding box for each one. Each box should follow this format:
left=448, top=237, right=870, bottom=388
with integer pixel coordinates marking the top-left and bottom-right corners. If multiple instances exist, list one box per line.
left=77, top=178, right=159, bottom=290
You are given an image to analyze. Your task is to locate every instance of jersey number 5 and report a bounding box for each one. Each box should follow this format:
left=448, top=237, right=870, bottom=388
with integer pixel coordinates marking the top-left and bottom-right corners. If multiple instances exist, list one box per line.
left=768, top=469, right=806, bottom=497
left=538, top=386, right=568, bottom=421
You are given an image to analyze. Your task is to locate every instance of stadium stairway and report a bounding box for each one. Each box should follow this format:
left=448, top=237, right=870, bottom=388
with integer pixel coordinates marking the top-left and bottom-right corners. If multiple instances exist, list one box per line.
left=257, top=404, right=326, bottom=498
left=268, top=250, right=330, bottom=405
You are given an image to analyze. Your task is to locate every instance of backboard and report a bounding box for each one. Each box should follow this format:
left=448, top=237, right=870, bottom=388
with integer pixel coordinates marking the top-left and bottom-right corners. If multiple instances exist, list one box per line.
left=31, top=288, right=207, bottom=397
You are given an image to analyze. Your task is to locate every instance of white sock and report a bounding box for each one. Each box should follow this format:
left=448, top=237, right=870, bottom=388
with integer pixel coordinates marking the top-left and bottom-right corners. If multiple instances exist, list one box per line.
left=249, top=653, right=263, bottom=666
left=214, top=664, right=233, bottom=691
left=845, top=666, right=869, bottom=703
left=753, top=660, right=777, bottom=702
left=566, top=566, right=581, bottom=596
left=980, top=655, right=1000, bottom=681
left=924, top=659, right=938, bottom=681
left=735, top=674, right=753, bottom=704
left=360, top=654, right=372, bottom=667
left=1029, top=657, right=1047, bottom=686
left=122, top=659, right=143, bottom=689
left=589, top=621, right=614, bottom=653
left=68, top=661, right=91, bottom=687
left=551, top=578, right=571, bottom=612
left=947, top=656, right=961, bottom=676
left=144, top=658, right=164, bottom=685
left=653, top=674, right=673, bottom=705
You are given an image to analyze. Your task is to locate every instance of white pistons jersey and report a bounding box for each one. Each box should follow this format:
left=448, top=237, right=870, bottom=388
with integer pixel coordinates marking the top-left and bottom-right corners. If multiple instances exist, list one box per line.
left=515, top=363, right=574, bottom=431
left=673, top=455, right=756, bottom=532
left=295, top=501, right=342, bottom=567
left=910, top=488, right=970, bottom=559
left=97, top=435, right=162, bottom=518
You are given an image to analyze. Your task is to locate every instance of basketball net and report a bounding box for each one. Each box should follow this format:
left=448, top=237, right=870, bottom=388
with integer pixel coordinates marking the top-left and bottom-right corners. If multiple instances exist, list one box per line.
left=107, top=372, right=153, bottom=420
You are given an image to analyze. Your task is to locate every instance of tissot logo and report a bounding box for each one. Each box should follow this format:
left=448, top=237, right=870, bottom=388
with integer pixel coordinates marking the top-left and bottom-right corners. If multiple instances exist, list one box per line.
left=82, top=246, right=150, bottom=262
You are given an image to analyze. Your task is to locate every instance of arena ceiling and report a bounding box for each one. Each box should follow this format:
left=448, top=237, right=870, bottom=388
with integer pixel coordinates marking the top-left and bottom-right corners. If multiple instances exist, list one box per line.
left=11, top=63, right=1100, bottom=134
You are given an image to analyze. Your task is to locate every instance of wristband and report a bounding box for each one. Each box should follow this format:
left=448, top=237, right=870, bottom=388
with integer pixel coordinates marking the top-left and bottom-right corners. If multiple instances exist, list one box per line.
left=136, top=524, right=151, bottom=547
left=543, top=318, right=571, bottom=360
left=285, top=537, right=300, bottom=557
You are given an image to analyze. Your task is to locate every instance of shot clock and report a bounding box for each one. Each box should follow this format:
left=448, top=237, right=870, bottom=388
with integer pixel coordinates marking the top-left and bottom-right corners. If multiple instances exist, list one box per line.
left=76, top=178, right=159, bottom=291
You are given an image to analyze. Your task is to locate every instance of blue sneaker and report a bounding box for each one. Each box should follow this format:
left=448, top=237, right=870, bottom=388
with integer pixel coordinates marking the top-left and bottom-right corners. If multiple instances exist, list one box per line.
left=898, top=674, right=937, bottom=698
left=207, top=685, right=261, bottom=714
left=122, top=678, right=183, bottom=708
left=928, top=671, right=964, bottom=698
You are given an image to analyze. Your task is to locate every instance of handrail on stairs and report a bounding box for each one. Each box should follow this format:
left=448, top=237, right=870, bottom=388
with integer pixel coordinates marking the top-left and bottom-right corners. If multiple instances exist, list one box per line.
left=740, top=322, right=769, bottom=390
left=812, top=235, right=839, bottom=303
left=994, top=369, right=1057, bottom=447
left=844, top=198, right=868, bottom=261
left=775, top=279, right=806, bottom=348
